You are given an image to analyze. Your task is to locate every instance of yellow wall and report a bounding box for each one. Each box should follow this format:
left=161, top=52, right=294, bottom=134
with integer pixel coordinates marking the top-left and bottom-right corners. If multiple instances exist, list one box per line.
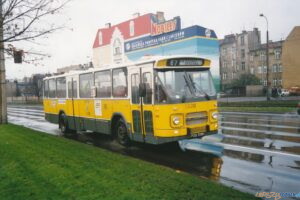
left=282, top=26, right=300, bottom=88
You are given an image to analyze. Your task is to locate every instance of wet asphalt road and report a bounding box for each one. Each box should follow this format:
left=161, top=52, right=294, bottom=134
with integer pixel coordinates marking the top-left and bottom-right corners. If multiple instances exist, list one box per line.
left=7, top=104, right=300, bottom=198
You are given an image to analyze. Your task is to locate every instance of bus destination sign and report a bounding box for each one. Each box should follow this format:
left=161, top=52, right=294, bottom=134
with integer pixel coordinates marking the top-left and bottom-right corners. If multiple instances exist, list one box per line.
left=166, top=58, right=204, bottom=67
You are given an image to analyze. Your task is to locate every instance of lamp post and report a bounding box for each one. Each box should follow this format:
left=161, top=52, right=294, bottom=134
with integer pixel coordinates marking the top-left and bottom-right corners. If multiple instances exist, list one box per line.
left=260, top=13, right=270, bottom=101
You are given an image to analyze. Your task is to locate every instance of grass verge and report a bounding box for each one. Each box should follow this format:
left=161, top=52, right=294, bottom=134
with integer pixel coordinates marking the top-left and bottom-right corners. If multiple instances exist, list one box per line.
left=219, top=106, right=296, bottom=113
left=0, top=124, right=257, bottom=200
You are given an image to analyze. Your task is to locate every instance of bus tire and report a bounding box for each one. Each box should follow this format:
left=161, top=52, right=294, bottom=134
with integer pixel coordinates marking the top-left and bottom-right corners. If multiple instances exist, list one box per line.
left=59, top=113, right=69, bottom=135
left=115, top=119, right=130, bottom=146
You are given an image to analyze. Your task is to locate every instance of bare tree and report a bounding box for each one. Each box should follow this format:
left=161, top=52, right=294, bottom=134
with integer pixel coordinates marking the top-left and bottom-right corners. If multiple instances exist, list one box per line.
left=2, top=0, right=69, bottom=43
left=0, top=0, right=70, bottom=124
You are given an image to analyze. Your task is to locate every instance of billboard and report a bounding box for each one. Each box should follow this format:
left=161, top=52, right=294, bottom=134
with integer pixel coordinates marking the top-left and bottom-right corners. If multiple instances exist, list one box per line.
left=92, top=12, right=220, bottom=90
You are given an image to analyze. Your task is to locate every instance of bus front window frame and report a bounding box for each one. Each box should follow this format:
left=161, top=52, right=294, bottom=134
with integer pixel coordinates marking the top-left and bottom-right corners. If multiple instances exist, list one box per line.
left=154, top=68, right=217, bottom=104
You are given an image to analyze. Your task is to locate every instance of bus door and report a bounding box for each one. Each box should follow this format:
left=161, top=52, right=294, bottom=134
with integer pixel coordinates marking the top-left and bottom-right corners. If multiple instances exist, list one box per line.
left=67, top=76, right=78, bottom=130
left=129, top=64, right=154, bottom=142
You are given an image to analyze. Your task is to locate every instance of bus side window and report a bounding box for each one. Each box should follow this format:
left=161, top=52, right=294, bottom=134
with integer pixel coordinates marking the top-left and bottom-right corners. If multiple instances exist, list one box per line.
left=68, top=81, right=72, bottom=98
left=113, top=68, right=127, bottom=97
left=48, top=79, right=56, bottom=98
left=95, top=70, right=111, bottom=98
left=72, top=81, right=77, bottom=98
left=56, top=77, right=66, bottom=98
left=131, top=74, right=139, bottom=104
left=44, top=80, right=49, bottom=98
left=143, top=72, right=152, bottom=104
left=79, top=73, right=93, bottom=98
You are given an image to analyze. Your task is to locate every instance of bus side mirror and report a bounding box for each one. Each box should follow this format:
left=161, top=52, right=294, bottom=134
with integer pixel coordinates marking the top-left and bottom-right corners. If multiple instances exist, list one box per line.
left=139, top=83, right=146, bottom=97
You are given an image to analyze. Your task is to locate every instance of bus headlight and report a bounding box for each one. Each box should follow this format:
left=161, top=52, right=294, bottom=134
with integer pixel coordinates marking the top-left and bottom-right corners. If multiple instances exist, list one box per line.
left=212, top=112, right=218, bottom=120
left=171, top=115, right=183, bottom=127
left=173, top=117, right=180, bottom=125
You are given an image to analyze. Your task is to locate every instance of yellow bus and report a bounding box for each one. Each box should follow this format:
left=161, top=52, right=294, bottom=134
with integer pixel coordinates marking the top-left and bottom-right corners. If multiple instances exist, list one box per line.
left=43, top=56, right=218, bottom=145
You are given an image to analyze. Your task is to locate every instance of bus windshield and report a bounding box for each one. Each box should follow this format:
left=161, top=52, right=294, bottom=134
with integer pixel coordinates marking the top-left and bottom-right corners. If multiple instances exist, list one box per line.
left=155, top=68, right=216, bottom=103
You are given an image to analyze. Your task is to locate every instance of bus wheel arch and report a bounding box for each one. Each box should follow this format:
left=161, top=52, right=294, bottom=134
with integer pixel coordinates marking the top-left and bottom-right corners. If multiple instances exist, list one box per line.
left=111, top=114, right=130, bottom=146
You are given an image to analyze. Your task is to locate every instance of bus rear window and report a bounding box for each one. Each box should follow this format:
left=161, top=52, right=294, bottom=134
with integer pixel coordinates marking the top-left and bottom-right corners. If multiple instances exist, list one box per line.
left=44, top=80, right=49, bottom=98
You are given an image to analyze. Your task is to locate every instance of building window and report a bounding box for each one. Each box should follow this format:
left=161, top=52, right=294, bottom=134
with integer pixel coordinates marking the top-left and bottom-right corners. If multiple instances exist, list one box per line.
left=113, top=68, right=127, bottom=97
left=95, top=70, right=112, bottom=98
left=222, top=73, right=227, bottom=80
left=241, top=62, right=245, bottom=70
left=113, top=38, right=122, bottom=55
left=263, top=66, right=267, bottom=73
left=99, top=31, right=103, bottom=45
left=250, top=67, right=254, bottom=74
left=231, top=47, right=236, bottom=59
left=278, top=64, right=282, bottom=72
left=260, top=51, right=265, bottom=61
left=241, top=35, right=245, bottom=45
left=223, top=61, right=227, bottom=68
left=241, top=49, right=245, bottom=59
left=222, top=48, right=227, bottom=55
left=274, top=49, right=281, bottom=60
left=278, top=79, right=282, bottom=86
left=272, top=64, right=277, bottom=73
left=275, top=79, right=277, bottom=86
left=263, top=80, right=267, bottom=86
left=129, top=21, right=135, bottom=37
left=258, top=66, right=262, bottom=74
left=231, top=60, right=234, bottom=67
left=250, top=54, right=254, bottom=61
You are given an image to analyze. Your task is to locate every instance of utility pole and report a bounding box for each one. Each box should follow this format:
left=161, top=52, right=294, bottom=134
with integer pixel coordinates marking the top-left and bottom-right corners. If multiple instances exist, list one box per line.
left=0, top=0, right=7, bottom=124
left=260, top=13, right=270, bottom=101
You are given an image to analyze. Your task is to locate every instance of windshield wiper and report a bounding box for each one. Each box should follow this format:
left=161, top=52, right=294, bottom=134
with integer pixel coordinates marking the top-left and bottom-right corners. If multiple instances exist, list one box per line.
left=187, top=73, right=210, bottom=100
left=183, top=72, right=195, bottom=96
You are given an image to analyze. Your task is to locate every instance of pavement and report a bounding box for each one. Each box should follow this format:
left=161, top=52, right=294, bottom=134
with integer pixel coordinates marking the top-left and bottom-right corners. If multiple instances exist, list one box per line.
left=7, top=104, right=300, bottom=198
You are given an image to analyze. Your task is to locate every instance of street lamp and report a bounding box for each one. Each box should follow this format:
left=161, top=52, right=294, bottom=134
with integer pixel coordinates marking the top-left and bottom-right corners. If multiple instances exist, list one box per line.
left=259, top=13, right=270, bottom=101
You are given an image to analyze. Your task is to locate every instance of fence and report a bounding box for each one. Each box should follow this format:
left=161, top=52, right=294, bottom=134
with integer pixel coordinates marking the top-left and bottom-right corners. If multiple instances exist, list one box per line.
left=7, top=96, right=43, bottom=104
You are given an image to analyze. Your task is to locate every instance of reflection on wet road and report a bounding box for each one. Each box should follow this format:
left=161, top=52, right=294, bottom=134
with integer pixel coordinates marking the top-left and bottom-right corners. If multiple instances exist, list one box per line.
left=7, top=105, right=300, bottom=198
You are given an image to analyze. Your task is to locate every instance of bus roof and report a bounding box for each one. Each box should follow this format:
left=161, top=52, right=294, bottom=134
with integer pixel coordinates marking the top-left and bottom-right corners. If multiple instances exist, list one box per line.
left=43, top=55, right=211, bottom=80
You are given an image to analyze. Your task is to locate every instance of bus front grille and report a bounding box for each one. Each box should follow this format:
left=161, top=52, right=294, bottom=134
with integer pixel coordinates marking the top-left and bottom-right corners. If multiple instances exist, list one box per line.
left=186, top=112, right=208, bottom=125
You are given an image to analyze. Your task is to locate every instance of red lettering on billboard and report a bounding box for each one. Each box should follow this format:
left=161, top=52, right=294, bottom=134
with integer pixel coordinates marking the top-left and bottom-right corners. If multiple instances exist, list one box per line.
left=151, top=18, right=178, bottom=36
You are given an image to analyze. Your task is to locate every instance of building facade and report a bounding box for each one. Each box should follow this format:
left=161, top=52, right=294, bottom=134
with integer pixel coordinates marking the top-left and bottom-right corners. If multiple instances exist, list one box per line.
left=282, top=26, right=300, bottom=89
left=249, top=41, right=284, bottom=87
left=219, top=28, right=261, bottom=90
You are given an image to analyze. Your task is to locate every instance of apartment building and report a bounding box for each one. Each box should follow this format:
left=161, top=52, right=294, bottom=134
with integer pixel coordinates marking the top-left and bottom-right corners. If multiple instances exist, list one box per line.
left=219, top=28, right=261, bottom=90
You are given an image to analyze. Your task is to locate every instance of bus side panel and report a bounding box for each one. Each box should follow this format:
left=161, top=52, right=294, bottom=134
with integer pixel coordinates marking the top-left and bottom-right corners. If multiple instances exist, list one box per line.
left=94, top=99, right=113, bottom=135
left=111, top=99, right=132, bottom=128
left=44, top=99, right=59, bottom=124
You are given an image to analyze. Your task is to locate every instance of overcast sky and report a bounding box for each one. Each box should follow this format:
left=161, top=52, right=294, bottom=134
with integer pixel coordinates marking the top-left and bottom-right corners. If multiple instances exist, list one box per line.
left=5, top=0, right=300, bottom=79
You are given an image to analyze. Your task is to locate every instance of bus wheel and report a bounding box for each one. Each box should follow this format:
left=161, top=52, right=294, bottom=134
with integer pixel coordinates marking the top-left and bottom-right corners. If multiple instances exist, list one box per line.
left=59, top=113, right=69, bottom=135
left=116, top=119, right=130, bottom=146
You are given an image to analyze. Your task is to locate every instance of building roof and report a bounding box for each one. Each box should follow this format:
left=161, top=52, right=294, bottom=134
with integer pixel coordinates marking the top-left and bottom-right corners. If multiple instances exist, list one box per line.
left=249, top=40, right=284, bottom=52
left=219, top=34, right=235, bottom=46
left=286, top=26, right=300, bottom=41
left=92, top=13, right=153, bottom=48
